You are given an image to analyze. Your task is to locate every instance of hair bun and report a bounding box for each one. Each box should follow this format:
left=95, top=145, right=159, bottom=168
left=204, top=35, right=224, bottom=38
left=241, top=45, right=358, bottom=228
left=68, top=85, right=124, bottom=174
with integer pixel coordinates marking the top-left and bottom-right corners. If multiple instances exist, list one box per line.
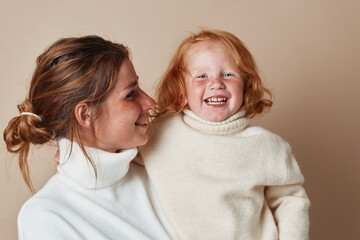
left=4, top=101, right=51, bottom=153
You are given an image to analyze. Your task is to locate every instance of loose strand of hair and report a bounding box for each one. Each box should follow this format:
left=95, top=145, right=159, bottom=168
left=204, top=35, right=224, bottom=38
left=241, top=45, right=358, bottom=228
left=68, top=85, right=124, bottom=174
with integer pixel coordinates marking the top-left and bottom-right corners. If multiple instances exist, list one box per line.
left=72, top=115, right=98, bottom=180
left=18, top=142, right=36, bottom=193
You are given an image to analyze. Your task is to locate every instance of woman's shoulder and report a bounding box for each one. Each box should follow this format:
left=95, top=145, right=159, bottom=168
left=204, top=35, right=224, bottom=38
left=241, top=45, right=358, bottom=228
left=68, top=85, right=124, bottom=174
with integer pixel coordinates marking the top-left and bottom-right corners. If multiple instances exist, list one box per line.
left=18, top=174, right=78, bottom=220
left=17, top=173, right=99, bottom=239
left=17, top=176, right=71, bottom=239
left=19, top=195, right=57, bottom=226
left=18, top=176, right=62, bottom=217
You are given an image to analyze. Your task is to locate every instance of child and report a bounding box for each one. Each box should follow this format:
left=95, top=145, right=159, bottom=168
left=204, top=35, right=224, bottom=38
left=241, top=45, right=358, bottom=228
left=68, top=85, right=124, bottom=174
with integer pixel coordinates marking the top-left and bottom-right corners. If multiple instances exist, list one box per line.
left=140, top=30, right=310, bottom=240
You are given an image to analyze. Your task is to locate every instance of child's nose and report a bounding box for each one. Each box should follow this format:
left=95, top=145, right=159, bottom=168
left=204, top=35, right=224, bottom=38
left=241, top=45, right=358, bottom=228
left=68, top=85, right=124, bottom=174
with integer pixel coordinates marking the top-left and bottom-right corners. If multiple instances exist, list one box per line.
left=208, top=77, right=225, bottom=89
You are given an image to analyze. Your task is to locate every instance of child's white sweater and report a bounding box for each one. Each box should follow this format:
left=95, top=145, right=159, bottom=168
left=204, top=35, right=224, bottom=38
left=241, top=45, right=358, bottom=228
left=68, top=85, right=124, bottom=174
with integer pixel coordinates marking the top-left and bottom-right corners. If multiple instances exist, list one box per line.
left=140, top=109, right=310, bottom=240
left=18, top=138, right=177, bottom=240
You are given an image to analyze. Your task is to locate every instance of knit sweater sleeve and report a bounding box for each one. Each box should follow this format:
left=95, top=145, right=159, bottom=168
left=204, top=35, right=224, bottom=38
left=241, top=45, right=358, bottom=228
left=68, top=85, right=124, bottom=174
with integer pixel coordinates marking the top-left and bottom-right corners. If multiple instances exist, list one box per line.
left=264, top=141, right=310, bottom=240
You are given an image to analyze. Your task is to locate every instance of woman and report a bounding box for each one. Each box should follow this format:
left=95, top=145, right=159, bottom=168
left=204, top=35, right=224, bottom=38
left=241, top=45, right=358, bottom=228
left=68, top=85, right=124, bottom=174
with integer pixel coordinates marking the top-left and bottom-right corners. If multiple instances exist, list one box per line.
left=4, top=36, right=177, bottom=239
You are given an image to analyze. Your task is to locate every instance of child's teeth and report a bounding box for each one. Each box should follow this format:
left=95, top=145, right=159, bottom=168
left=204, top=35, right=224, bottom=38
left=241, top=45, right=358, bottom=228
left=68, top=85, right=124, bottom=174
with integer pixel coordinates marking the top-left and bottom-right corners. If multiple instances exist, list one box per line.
left=205, top=97, right=227, bottom=104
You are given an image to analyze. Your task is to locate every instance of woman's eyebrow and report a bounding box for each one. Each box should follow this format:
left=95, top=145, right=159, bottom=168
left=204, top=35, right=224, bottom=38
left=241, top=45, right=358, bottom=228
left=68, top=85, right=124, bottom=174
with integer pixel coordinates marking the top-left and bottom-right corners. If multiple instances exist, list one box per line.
left=125, top=76, right=139, bottom=89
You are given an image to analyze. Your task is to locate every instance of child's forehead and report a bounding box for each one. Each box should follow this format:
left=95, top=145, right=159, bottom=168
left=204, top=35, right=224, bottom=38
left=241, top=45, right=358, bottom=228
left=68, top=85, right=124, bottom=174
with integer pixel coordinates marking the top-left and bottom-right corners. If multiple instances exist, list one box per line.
left=184, top=40, right=237, bottom=65
left=188, top=40, right=224, bottom=54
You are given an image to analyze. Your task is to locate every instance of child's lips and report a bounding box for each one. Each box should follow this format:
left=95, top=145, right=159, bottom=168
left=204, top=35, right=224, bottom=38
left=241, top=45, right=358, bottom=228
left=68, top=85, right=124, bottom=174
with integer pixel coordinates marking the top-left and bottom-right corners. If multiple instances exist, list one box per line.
left=204, top=96, right=228, bottom=105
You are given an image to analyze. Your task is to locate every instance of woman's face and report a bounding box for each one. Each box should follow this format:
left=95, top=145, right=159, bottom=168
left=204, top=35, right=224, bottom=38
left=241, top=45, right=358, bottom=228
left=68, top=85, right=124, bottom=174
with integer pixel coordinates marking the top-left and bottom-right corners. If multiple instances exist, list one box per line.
left=92, top=59, right=155, bottom=152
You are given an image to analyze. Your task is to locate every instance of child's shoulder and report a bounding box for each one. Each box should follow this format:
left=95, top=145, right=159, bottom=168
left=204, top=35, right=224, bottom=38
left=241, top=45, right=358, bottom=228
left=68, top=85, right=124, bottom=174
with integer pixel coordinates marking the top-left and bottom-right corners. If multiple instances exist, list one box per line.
left=244, top=126, right=292, bottom=150
left=152, top=112, right=182, bottom=123
left=147, top=113, right=184, bottom=142
left=151, top=113, right=184, bottom=130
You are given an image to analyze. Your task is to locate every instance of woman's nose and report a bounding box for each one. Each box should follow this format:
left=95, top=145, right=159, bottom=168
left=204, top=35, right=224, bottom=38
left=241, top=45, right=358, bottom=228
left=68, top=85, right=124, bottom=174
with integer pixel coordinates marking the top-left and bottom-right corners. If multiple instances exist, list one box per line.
left=140, top=90, right=156, bottom=111
left=208, top=77, right=225, bottom=89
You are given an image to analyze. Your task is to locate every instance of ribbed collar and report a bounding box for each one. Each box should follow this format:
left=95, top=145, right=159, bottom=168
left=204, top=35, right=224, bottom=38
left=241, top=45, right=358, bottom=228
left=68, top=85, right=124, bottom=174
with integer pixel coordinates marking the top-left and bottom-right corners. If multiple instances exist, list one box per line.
left=57, top=138, right=138, bottom=189
left=183, top=109, right=251, bottom=135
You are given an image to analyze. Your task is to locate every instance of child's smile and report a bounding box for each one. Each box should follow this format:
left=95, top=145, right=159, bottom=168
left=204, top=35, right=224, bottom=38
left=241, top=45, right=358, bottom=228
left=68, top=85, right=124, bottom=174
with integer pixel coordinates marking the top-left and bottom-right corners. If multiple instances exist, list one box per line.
left=184, top=41, right=244, bottom=122
left=204, top=96, right=228, bottom=105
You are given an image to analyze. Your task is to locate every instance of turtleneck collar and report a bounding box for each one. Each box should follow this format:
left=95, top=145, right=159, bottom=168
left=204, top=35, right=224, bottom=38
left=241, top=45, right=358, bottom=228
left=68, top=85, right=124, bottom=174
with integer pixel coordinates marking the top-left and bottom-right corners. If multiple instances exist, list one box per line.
left=57, top=138, right=138, bottom=189
left=183, top=109, right=251, bottom=135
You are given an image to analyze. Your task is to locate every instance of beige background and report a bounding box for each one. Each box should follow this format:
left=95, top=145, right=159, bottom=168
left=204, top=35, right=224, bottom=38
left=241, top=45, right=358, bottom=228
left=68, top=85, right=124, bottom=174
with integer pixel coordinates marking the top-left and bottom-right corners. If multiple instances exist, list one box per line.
left=1, top=0, right=359, bottom=239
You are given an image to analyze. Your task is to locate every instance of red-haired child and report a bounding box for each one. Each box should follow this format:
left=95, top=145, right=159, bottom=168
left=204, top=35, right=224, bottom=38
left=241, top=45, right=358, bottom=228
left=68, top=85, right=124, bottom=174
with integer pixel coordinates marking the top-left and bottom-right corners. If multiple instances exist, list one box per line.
left=140, top=30, right=310, bottom=240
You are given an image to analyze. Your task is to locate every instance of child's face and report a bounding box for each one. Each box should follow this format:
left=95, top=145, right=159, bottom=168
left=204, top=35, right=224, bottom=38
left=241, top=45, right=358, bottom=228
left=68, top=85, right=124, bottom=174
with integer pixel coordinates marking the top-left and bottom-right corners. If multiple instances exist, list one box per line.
left=184, top=41, right=244, bottom=122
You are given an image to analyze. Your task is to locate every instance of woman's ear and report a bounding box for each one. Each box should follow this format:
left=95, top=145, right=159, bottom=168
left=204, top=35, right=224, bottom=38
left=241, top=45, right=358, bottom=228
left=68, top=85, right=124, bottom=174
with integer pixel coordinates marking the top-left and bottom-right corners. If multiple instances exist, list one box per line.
left=182, top=91, right=188, bottom=105
left=74, top=102, right=92, bottom=128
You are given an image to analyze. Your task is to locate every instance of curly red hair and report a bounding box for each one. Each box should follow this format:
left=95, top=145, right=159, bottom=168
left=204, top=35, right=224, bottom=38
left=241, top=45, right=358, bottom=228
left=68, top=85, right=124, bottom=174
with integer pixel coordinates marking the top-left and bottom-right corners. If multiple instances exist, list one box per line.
left=154, top=29, right=272, bottom=118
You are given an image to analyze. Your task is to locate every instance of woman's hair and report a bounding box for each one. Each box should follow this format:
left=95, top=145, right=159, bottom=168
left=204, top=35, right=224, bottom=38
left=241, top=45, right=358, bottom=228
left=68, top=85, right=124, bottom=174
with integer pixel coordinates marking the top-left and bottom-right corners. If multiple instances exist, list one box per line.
left=3, top=36, right=129, bottom=192
left=154, top=29, right=272, bottom=118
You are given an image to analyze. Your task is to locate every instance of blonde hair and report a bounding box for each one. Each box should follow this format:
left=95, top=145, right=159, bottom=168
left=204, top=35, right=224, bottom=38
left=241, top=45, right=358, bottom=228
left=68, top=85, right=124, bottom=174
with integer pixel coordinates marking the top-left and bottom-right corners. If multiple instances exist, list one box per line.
left=154, top=29, right=272, bottom=118
left=3, top=36, right=129, bottom=192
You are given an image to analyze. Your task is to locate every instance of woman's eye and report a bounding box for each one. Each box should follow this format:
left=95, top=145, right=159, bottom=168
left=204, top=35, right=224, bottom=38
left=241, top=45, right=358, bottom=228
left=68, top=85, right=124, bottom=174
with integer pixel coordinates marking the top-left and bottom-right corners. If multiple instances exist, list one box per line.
left=126, top=90, right=137, bottom=99
left=223, top=73, right=232, bottom=77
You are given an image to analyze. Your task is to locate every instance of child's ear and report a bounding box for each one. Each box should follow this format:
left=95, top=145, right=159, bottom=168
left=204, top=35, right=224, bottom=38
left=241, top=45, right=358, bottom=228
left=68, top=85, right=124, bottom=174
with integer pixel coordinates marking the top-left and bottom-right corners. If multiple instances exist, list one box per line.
left=74, top=102, right=92, bottom=128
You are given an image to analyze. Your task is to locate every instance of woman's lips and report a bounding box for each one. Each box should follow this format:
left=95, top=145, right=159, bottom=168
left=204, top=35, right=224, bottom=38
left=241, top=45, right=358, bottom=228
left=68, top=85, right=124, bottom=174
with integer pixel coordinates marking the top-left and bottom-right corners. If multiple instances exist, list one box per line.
left=135, top=121, right=148, bottom=127
left=135, top=114, right=150, bottom=127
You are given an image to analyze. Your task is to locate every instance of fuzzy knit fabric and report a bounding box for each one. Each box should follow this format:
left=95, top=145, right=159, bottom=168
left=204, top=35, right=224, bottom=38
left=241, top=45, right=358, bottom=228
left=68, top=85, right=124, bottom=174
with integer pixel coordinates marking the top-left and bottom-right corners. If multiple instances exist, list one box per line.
left=140, top=110, right=310, bottom=240
left=18, top=138, right=178, bottom=240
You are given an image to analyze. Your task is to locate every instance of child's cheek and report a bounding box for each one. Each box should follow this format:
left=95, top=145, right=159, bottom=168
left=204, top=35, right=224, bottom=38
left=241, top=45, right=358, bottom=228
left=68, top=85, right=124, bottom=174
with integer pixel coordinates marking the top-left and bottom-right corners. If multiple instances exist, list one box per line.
left=193, top=79, right=208, bottom=86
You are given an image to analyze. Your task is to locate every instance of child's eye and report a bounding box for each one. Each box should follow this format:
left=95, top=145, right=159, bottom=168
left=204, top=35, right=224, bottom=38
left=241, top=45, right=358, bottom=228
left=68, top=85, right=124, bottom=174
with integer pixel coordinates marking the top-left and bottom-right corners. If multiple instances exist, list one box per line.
left=223, top=73, right=232, bottom=77
left=125, top=90, right=137, bottom=99
left=197, top=74, right=207, bottom=79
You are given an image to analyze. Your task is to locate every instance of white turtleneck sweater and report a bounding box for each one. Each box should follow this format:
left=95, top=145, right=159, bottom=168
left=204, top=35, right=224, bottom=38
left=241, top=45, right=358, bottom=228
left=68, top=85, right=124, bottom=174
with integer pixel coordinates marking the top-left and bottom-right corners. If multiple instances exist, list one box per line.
left=18, top=138, right=178, bottom=240
left=140, top=110, right=310, bottom=240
